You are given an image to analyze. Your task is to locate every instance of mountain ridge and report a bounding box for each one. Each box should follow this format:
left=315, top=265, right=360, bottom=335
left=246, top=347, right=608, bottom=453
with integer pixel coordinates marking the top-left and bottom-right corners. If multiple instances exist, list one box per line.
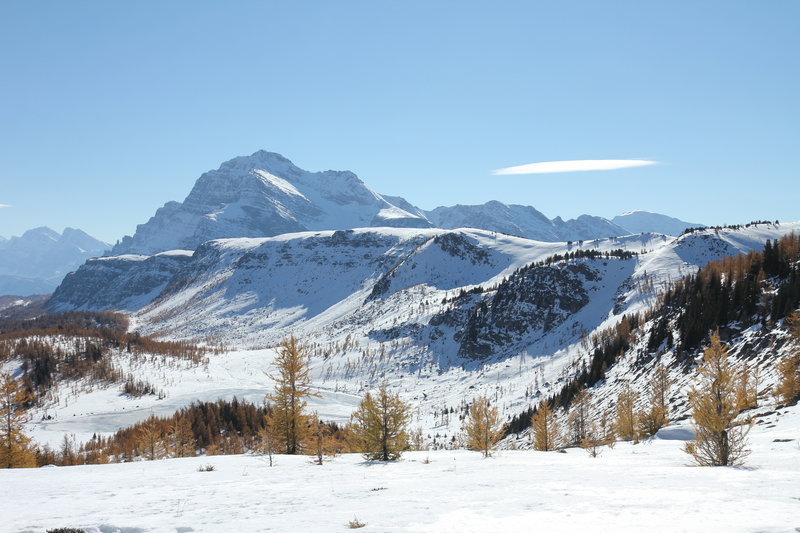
left=111, top=150, right=698, bottom=256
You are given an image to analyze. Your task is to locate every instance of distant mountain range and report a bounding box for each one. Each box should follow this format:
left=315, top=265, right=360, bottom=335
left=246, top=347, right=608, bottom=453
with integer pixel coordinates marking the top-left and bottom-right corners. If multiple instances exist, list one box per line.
left=0, top=227, right=109, bottom=296
left=612, top=210, right=702, bottom=237
left=111, top=150, right=700, bottom=256
left=2, top=150, right=700, bottom=298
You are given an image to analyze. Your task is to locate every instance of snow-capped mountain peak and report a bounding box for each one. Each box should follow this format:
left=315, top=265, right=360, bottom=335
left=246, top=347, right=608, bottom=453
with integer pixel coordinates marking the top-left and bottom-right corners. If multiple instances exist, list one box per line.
left=112, top=151, right=430, bottom=255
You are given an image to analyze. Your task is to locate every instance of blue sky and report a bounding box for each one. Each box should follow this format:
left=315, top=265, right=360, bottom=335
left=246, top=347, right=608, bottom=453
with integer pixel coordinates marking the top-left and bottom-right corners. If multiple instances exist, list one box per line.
left=1, top=1, right=798, bottom=243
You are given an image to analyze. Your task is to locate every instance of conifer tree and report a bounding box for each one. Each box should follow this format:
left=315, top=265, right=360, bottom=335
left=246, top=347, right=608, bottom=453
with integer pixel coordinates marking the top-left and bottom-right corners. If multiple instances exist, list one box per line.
left=615, top=383, right=639, bottom=442
left=774, top=311, right=800, bottom=405
left=774, top=355, right=800, bottom=405
left=463, top=395, right=505, bottom=457
left=352, top=382, right=410, bottom=461
left=735, top=363, right=758, bottom=411
left=531, top=401, right=559, bottom=451
left=138, top=416, right=165, bottom=460
left=566, top=388, right=591, bottom=446
left=0, top=373, right=36, bottom=468
left=308, top=416, right=339, bottom=465
left=266, top=337, right=319, bottom=454
left=581, top=418, right=614, bottom=458
left=684, top=332, right=750, bottom=466
left=168, top=416, right=196, bottom=458
left=256, top=423, right=276, bottom=467
left=638, top=363, right=672, bottom=438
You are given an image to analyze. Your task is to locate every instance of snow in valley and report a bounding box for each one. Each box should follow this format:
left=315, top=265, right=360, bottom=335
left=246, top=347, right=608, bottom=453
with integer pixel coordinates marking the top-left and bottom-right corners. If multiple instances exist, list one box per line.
left=3, top=404, right=799, bottom=533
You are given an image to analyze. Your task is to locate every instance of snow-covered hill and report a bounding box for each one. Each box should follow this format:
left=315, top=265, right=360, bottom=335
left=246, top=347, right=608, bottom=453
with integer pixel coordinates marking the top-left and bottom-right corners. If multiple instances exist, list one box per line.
left=612, top=210, right=701, bottom=236
left=0, top=227, right=109, bottom=296
left=112, top=151, right=430, bottom=255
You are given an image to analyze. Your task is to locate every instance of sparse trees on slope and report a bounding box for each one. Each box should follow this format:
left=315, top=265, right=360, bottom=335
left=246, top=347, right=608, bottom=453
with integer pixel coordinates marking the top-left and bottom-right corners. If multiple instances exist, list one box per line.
left=531, top=401, right=559, bottom=451
left=684, top=332, right=750, bottom=466
left=0, top=373, right=36, bottom=468
left=464, top=395, right=505, bottom=457
left=266, top=337, right=319, bottom=454
left=352, top=382, right=410, bottom=461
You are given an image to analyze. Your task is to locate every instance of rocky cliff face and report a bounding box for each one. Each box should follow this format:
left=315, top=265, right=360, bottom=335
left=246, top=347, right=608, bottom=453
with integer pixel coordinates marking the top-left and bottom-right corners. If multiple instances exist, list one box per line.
left=48, top=251, right=193, bottom=312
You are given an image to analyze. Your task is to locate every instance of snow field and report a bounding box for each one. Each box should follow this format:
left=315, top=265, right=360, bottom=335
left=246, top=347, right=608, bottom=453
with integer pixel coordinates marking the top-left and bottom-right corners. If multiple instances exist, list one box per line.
left=4, top=405, right=799, bottom=533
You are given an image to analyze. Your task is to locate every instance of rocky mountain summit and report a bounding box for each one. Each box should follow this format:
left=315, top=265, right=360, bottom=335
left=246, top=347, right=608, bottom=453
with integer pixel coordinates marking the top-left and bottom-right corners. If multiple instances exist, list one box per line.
left=112, top=151, right=430, bottom=255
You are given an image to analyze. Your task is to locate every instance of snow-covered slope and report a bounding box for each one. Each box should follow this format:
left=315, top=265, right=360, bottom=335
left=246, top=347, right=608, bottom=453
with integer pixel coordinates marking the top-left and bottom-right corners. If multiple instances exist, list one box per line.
left=0, top=227, right=109, bottom=296
left=112, top=151, right=430, bottom=255
left=53, top=223, right=800, bottom=349
left=613, top=210, right=702, bottom=236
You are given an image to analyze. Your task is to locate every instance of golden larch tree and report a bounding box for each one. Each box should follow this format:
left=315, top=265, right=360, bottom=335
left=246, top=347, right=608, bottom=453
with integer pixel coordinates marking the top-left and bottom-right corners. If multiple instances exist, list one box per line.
left=684, top=332, right=750, bottom=466
left=615, top=383, right=639, bottom=442
left=266, top=336, right=319, bottom=454
left=0, top=373, right=37, bottom=468
left=531, top=401, right=559, bottom=451
left=463, top=395, right=505, bottom=457
left=168, top=416, right=196, bottom=458
left=735, top=362, right=758, bottom=411
left=352, top=382, right=410, bottom=461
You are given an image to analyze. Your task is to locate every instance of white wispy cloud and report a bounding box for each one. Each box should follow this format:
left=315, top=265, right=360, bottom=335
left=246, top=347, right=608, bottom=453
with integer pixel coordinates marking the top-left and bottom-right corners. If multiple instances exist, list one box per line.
left=492, top=159, right=657, bottom=175
left=0, top=204, right=11, bottom=208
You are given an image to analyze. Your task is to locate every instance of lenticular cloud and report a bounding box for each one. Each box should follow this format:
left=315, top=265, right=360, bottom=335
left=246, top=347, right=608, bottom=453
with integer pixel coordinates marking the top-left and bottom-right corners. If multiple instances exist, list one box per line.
left=492, top=159, right=657, bottom=175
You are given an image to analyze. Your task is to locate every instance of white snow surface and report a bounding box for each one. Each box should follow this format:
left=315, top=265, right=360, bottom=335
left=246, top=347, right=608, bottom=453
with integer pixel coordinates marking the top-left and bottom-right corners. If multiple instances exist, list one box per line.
left=4, top=404, right=800, bottom=532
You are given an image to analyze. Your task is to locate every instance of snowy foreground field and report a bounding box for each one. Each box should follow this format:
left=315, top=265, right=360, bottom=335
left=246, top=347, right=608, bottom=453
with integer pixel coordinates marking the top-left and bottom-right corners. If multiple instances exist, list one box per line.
left=3, top=408, right=800, bottom=533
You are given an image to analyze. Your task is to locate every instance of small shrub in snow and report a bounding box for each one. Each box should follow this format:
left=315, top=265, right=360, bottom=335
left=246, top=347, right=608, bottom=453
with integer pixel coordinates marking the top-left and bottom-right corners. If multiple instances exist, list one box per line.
left=347, top=517, right=366, bottom=529
left=197, top=464, right=215, bottom=472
